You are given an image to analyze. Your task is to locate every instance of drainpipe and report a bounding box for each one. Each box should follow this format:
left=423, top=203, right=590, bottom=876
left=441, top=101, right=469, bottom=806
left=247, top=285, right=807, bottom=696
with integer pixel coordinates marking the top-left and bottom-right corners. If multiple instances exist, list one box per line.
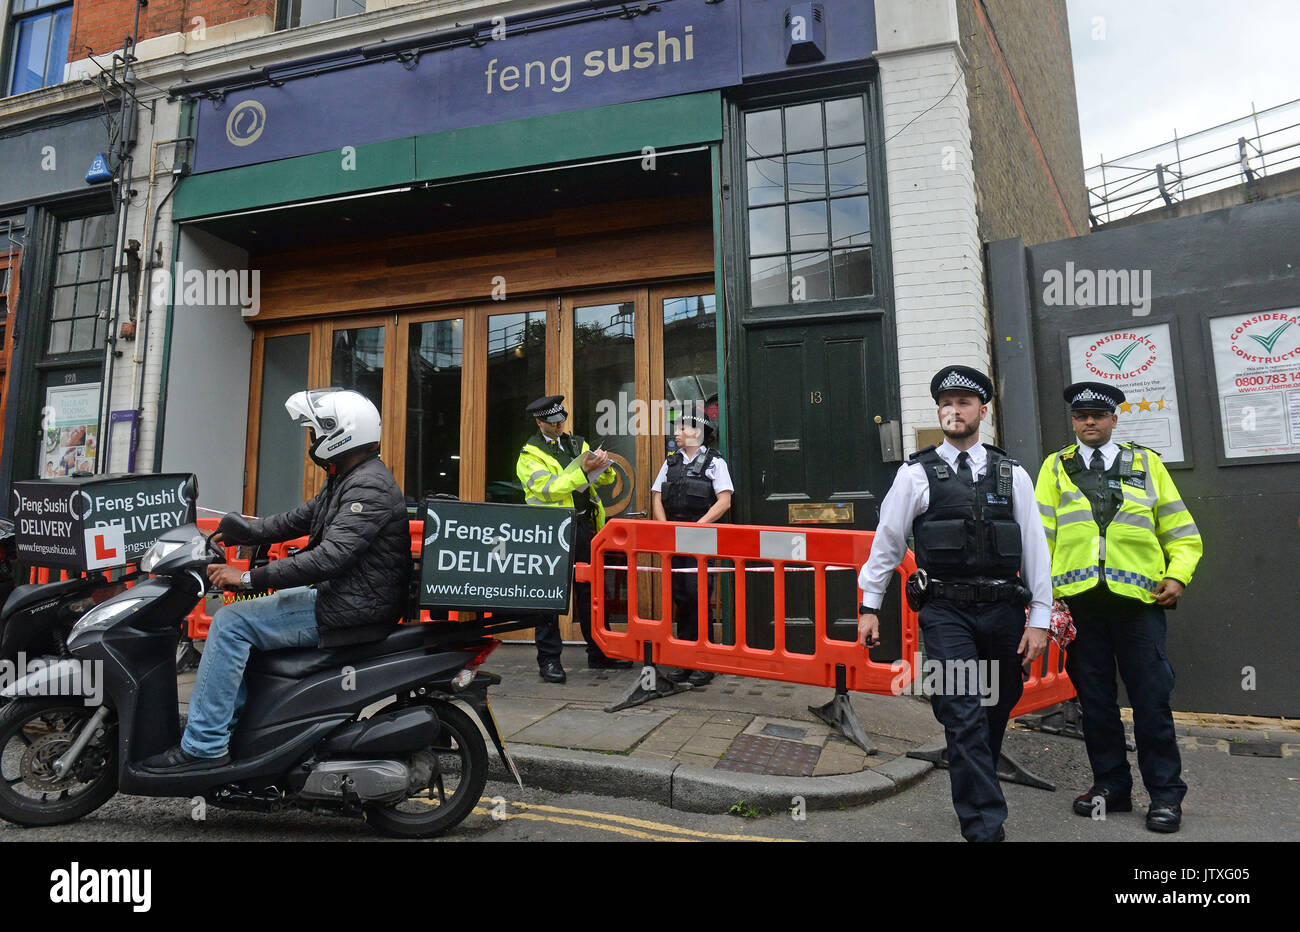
left=151, top=102, right=197, bottom=475
left=128, top=136, right=191, bottom=472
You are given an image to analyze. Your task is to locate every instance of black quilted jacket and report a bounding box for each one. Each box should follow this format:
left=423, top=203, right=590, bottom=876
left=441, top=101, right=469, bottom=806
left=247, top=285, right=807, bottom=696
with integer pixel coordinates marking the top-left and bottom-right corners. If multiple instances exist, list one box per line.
left=245, top=454, right=412, bottom=647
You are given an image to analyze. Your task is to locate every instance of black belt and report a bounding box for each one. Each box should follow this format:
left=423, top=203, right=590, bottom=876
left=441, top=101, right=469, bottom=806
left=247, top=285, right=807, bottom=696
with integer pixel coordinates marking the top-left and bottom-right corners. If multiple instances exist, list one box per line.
left=928, top=579, right=1024, bottom=605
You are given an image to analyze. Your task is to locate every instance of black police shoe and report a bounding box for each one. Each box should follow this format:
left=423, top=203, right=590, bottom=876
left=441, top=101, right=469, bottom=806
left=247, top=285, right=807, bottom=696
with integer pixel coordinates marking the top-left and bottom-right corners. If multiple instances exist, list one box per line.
left=587, top=655, right=633, bottom=670
left=660, top=667, right=691, bottom=684
left=140, top=745, right=231, bottom=773
left=1072, top=785, right=1133, bottom=817
left=686, top=670, right=715, bottom=686
left=1146, top=802, right=1182, bottom=833
left=539, top=661, right=567, bottom=683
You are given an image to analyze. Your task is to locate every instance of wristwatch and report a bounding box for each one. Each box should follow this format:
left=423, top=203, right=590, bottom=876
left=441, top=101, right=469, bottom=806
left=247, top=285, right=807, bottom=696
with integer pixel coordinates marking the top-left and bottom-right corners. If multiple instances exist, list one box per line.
left=859, top=603, right=874, bottom=615
left=241, top=571, right=252, bottom=590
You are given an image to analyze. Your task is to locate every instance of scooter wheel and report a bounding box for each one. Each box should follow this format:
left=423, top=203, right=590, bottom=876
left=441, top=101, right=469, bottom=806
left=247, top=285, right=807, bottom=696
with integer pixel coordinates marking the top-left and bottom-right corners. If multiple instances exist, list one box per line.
left=363, top=699, right=487, bottom=839
left=0, top=698, right=118, bottom=827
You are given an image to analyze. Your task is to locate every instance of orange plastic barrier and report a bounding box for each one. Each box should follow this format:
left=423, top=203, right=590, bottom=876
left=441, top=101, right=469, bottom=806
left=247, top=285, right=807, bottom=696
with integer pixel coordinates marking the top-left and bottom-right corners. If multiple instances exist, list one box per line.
left=1010, top=638, right=1075, bottom=717
left=577, top=518, right=1075, bottom=714
left=576, top=519, right=920, bottom=695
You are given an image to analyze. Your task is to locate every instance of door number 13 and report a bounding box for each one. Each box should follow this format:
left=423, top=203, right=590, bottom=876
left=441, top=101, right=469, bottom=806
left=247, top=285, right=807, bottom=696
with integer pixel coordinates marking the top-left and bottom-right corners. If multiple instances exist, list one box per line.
left=809, top=391, right=823, bottom=404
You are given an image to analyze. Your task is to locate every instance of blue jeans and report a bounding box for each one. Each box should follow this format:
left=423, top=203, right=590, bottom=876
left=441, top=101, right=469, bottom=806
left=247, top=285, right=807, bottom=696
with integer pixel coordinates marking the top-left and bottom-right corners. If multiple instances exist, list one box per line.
left=182, top=587, right=320, bottom=758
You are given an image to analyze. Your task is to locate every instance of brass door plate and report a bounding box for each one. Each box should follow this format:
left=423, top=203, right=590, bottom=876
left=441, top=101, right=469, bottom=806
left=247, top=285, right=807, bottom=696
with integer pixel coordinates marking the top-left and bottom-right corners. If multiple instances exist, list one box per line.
left=915, top=428, right=946, bottom=450
left=788, top=502, right=854, bottom=524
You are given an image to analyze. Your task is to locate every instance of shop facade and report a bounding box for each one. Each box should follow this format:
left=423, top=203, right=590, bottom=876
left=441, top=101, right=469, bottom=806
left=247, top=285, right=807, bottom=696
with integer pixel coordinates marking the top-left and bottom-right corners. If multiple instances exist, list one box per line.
left=155, top=0, right=893, bottom=642
left=2, top=0, right=1089, bottom=647
left=0, top=105, right=122, bottom=496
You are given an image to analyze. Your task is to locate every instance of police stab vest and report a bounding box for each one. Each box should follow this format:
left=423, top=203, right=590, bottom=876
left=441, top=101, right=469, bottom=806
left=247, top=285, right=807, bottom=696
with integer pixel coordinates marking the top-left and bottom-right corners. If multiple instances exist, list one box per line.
left=910, top=445, right=1023, bottom=579
left=1063, top=446, right=1127, bottom=530
left=661, top=448, right=719, bottom=522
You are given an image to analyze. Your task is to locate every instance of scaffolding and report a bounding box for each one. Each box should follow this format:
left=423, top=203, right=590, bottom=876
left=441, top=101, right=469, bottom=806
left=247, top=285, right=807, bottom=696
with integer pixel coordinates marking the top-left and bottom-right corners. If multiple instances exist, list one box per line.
left=1085, top=98, right=1300, bottom=226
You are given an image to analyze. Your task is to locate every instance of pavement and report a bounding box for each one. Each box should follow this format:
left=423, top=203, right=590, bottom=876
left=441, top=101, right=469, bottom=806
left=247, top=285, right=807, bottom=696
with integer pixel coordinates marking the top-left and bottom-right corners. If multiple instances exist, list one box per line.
left=178, top=642, right=1300, bottom=817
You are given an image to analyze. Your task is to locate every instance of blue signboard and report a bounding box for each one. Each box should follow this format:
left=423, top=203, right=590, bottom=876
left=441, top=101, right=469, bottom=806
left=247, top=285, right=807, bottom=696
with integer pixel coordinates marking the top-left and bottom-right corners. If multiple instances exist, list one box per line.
left=195, top=0, right=743, bottom=173
left=192, top=0, right=877, bottom=174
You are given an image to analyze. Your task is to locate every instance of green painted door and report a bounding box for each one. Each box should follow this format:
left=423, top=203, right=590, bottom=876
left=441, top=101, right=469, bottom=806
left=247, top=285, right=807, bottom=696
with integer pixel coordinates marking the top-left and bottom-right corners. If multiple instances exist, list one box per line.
left=737, top=318, right=902, bottom=655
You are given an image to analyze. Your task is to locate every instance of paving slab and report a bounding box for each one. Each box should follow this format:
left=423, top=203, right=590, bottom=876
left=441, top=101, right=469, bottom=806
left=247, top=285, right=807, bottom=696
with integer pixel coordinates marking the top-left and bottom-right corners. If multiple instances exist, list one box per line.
left=489, top=699, right=568, bottom=739
left=510, top=707, right=671, bottom=751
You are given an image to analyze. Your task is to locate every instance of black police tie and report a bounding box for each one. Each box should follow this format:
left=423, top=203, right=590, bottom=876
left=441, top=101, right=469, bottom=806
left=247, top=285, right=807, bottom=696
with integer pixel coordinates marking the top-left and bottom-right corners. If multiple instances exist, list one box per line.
left=1090, top=448, right=1105, bottom=472
left=955, top=451, right=974, bottom=485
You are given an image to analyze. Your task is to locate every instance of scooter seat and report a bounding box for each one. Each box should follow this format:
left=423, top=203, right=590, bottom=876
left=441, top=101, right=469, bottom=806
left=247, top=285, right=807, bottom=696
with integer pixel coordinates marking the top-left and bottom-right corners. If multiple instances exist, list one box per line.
left=247, top=624, right=445, bottom=679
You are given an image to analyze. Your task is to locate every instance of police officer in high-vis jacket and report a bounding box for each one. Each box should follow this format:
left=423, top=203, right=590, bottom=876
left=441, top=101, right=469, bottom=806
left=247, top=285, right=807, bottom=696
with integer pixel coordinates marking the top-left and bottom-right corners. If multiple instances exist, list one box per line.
left=517, top=395, right=633, bottom=682
left=858, top=366, right=1052, bottom=842
left=1036, top=382, right=1202, bottom=833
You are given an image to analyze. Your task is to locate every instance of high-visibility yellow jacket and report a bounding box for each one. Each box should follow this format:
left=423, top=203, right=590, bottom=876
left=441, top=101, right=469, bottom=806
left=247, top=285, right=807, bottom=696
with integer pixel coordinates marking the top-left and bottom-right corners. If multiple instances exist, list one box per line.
left=516, top=432, right=616, bottom=529
left=1034, top=442, right=1203, bottom=603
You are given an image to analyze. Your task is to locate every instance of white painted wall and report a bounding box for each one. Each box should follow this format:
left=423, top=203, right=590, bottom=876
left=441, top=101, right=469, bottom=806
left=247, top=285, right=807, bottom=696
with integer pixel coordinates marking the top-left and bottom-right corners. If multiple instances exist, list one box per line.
left=157, top=226, right=253, bottom=514
left=874, top=0, right=994, bottom=453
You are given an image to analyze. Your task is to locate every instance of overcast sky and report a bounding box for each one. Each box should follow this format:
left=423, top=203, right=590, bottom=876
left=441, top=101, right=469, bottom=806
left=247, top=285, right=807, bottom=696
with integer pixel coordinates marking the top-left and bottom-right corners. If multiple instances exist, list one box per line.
left=1066, top=0, right=1300, bottom=167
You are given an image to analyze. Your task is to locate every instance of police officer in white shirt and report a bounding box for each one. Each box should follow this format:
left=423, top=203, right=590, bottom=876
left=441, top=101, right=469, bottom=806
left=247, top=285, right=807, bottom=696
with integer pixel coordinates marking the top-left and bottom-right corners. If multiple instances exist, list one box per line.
left=857, top=365, right=1052, bottom=842
left=651, top=411, right=733, bottom=686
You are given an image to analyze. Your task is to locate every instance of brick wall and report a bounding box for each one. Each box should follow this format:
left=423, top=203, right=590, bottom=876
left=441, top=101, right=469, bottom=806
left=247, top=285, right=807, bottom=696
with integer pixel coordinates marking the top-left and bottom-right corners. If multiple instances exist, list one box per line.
left=877, top=45, right=994, bottom=452
left=955, top=0, right=1089, bottom=245
left=70, top=0, right=276, bottom=60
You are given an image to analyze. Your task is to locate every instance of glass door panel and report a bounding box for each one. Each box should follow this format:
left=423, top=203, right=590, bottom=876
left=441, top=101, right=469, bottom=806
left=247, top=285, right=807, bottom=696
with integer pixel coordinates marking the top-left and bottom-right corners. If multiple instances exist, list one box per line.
left=485, top=309, right=547, bottom=503
left=661, top=292, right=718, bottom=455
left=405, top=318, right=463, bottom=500
left=572, top=300, right=638, bottom=517
left=255, top=332, right=311, bottom=515
left=330, top=325, right=385, bottom=413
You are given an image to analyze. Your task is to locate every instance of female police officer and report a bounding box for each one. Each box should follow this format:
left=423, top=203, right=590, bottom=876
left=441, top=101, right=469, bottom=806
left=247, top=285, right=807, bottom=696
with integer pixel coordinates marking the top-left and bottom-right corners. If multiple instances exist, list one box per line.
left=651, top=410, right=733, bottom=686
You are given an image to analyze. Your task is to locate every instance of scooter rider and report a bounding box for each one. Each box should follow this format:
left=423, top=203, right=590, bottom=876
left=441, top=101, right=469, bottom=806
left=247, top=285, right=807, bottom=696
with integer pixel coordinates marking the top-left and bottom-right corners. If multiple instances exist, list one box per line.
left=143, top=388, right=412, bottom=773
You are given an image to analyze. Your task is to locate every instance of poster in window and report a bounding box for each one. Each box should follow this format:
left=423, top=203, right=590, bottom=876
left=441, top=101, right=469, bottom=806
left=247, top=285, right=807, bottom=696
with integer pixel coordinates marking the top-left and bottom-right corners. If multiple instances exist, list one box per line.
left=1067, top=324, right=1184, bottom=463
left=40, top=383, right=100, bottom=478
left=1208, top=308, right=1300, bottom=459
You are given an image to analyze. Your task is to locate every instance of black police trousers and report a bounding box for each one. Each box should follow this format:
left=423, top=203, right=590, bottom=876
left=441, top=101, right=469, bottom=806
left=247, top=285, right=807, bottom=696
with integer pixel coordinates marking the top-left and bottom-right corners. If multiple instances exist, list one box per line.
left=671, top=554, right=716, bottom=642
left=919, top=596, right=1025, bottom=842
left=1063, top=587, right=1185, bottom=804
left=535, top=517, right=610, bottom=666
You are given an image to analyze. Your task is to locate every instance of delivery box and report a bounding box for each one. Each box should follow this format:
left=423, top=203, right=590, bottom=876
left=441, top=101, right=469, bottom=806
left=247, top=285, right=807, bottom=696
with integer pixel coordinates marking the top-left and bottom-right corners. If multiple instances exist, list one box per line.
left=10, top=473, right=198, bottom=571
left=418, top=500, right=575, bottom=614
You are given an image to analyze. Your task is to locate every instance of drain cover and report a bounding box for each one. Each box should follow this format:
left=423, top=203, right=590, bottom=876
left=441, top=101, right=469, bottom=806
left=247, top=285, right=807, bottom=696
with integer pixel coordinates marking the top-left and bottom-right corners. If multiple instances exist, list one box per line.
left=716, top=734, right=820, bottom=776
left=760, top=723, right=807, bottom=741
left=1228, top=742, right=1282, bottom=758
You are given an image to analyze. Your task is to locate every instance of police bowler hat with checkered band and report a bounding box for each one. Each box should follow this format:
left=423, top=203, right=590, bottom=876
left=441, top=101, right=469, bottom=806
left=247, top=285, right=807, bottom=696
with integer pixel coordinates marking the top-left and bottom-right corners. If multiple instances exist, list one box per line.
left=526, top=394, right=567, bottom=423
left=1064, top=381, right=1125, bottom=413
left=930, top=365, right=993, bottom=404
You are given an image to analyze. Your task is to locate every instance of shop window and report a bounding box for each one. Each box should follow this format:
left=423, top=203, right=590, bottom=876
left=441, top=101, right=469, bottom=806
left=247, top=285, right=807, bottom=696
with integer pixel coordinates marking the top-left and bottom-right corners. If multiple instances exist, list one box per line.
left=4, top=0, right=72, bottom=97
left=277, top=0, right=365, bottom=30
left=0, top=265, right=10, bottom=375
left=48, top=214, right=112, bottom=355
left=743, top=95, right=873, bottom=307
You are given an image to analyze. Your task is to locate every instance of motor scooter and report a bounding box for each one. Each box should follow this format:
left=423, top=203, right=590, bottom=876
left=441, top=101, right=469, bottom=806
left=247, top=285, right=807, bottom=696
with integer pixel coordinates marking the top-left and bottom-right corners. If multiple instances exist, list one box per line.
left=0, top=571, right=132, bottom=664
left=0, top=515, right=518, bottom=838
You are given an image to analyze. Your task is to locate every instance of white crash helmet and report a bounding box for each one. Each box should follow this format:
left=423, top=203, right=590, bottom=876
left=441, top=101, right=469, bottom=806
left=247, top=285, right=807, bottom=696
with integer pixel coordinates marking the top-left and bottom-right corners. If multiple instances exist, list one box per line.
left=285, top=388, right=381, bottom=468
